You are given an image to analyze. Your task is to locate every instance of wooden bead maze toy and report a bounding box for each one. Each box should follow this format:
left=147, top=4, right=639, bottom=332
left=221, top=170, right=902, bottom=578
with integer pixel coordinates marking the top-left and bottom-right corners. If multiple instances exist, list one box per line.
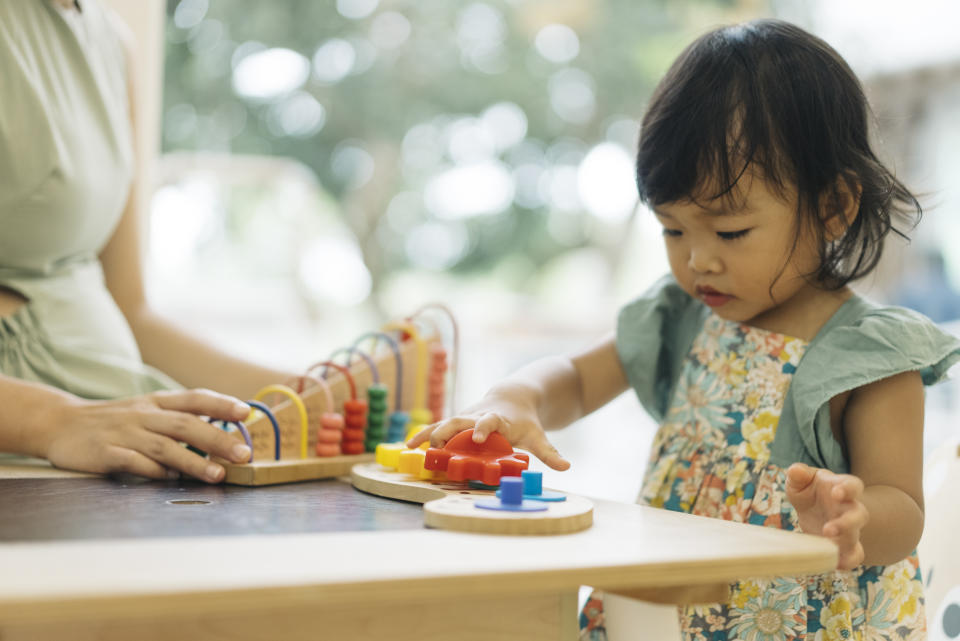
left=217, top=307, right=457, bottom=486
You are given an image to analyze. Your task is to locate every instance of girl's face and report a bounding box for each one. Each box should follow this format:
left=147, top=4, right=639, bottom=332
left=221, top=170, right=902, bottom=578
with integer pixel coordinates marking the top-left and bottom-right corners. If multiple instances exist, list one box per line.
left=654, top=172, right=826, bottom=332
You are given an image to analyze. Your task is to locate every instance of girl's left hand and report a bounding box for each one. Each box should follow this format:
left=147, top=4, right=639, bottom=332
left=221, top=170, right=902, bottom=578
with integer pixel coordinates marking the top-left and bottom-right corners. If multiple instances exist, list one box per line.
left=785, top=462, right=870, bottom=570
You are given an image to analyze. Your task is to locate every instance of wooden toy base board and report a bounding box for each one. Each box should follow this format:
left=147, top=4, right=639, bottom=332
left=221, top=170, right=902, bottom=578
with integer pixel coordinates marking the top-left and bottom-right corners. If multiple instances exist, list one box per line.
left=223, top=454, right=375, bottom=486
left=350, top=462, right=593, bottom=535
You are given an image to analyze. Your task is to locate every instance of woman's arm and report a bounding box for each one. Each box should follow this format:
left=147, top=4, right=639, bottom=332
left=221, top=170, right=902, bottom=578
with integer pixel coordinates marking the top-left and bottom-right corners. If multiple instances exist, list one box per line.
left=0, top=374, right=253, bottom=481
left=98, top=16, right=293, bottom=399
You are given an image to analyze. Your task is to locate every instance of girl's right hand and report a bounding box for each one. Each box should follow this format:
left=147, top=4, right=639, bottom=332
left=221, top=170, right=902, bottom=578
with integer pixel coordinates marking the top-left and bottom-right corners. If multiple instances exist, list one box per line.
left=405, top=388, right=571, bottom=471
left=42, top=389, right=253, bottom=483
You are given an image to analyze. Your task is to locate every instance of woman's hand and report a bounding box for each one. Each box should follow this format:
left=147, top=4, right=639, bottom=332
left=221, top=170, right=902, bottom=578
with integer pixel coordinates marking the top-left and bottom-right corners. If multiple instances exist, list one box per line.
left=405, top=387, right=570, bottom=471
left=42, top=389, right=253, bottom=483
left=785, top=462, right=870, bottom=570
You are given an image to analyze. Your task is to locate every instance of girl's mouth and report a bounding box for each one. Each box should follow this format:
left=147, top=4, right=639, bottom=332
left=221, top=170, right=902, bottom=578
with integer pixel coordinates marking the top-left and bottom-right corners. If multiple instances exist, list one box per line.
left=697, top=286, right=734, bottom=308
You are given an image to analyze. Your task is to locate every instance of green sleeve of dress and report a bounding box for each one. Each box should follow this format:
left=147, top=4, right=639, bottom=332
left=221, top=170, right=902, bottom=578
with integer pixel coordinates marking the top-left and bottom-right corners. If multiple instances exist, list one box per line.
left=615, top=275, right=710, bottom=423
left=771, top=298, right=960, bottom=472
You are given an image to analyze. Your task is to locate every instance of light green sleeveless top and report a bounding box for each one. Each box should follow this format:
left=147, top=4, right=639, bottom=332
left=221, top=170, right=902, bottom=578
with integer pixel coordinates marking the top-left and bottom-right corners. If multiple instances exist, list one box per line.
left=0, top=0, right=179, bottom=399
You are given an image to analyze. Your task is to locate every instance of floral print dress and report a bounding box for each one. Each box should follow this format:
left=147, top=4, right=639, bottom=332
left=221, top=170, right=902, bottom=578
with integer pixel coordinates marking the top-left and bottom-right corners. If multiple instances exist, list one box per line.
left=580, top=314, right=926, bottom=641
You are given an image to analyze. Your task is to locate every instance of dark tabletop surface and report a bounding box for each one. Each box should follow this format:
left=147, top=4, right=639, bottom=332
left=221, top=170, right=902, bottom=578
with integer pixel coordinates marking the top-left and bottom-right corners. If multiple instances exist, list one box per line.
left=0, top=477, right=424, bottom=542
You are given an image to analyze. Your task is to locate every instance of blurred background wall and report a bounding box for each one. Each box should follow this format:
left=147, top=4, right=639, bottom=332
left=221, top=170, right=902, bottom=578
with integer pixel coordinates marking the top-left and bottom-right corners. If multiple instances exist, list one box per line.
left=148, top=0, right=960, bottom=502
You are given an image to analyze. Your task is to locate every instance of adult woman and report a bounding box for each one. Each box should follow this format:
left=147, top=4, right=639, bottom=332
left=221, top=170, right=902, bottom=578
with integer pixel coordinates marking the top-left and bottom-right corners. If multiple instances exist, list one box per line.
left=0, top=0, right=290, bottom=482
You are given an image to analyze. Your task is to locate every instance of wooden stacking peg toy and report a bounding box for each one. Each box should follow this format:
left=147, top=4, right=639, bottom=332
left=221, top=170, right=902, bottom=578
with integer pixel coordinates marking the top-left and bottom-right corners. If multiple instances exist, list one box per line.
left=476, top=477, right=547, bottom=512
left=351, top=461, right=594, bottom=535
left=424, top=429, right=529, bottom=485
left=496, top=470, right=566, bottom=502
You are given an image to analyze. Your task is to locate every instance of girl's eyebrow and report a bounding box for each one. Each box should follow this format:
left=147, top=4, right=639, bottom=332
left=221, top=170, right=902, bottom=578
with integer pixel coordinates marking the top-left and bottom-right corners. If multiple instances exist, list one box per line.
left=701, top=200, right=758, bottom=217
left=653, top=205, right=750, bottom=218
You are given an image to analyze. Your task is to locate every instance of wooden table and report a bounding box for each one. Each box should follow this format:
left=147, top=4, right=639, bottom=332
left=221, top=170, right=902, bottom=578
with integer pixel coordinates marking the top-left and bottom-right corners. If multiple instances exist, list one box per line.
left=0, top=460, right=836, bottom=641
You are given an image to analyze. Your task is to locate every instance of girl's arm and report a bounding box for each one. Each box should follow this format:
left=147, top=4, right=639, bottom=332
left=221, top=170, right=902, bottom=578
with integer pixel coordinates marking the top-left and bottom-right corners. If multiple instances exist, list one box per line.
left=786, top=370, right=925, bottom=569
left=99, top=17, right=294, bottom=400
left=407, top=334, right=629, bottom=470
left=844, top=370, right=925, bottom=564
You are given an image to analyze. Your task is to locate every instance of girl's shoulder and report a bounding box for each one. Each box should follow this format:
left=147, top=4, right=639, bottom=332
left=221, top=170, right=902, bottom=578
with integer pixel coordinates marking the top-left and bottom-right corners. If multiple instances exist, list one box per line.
left=617, top=274, right=705, bottom=332
left=616, top=275, right=710, bottom=422
left=773, top=296, right=960, bottom=472
left=804, top=296, right=960, bottom=387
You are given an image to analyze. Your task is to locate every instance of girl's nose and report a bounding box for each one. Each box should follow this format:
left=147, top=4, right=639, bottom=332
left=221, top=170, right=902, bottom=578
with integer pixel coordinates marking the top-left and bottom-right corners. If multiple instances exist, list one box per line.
left=688, top=247, right=722, bottom=274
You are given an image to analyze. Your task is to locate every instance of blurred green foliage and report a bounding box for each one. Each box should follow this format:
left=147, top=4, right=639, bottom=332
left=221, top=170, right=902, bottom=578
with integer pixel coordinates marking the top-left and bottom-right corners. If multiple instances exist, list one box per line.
left=163, top=0, right=768, bottom=297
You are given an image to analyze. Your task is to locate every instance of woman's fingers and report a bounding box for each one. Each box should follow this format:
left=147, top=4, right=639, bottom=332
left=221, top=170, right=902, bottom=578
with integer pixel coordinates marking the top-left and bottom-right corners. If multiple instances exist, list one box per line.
left=145, top=410, right=251, bottom=464
left=151, top=389, right=250, bottom=422
left=101, top=445, right=171, bottom=480
left=120, top=428, right=228, bottom=482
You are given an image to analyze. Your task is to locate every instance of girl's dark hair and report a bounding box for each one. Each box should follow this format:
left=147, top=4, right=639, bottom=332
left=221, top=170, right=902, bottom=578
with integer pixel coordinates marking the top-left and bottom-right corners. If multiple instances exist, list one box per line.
left=636, top=19, right=920, bottom=289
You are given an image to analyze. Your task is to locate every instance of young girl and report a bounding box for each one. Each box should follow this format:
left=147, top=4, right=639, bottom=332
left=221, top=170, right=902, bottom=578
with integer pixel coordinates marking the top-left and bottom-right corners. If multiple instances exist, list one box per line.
left=408, top=19, right=960, bottom=640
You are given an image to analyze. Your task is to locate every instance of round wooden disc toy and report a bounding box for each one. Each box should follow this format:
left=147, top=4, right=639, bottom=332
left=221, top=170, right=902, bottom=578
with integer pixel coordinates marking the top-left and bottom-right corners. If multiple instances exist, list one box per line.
left=350, top=462, right=593, bottom=535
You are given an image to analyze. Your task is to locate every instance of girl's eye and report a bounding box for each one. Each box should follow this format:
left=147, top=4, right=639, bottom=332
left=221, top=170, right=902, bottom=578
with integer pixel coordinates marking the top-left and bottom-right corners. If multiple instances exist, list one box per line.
left=717, top=229, right=751, bottom=240
left=662, top=228, right=682, bottom=238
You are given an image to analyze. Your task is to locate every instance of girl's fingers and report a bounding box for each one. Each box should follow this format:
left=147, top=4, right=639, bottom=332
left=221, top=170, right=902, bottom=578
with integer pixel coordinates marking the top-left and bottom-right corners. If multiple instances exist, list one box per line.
left=837, top=541, right=865, bottom=571
left=472, top=414, right=505, bottom=443
left=785, top=463, right=818, bottom=495
left=831, top=476, right=864, bottom=503
left=144, top=411, right=252, bottom=464
left=151, top=389, right=250, bottom=422
left=405, top=423, right=436, bottom=448
left=524, top=433, right=570, bottom=471
left=420, top=417, right=477, bottom=448
left=823, top=502, right=869, bottom=538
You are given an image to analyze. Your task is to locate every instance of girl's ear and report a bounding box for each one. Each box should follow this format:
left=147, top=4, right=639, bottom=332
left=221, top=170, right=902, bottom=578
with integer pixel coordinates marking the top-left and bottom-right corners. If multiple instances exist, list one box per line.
left=821, top=173, right=862, bottom=241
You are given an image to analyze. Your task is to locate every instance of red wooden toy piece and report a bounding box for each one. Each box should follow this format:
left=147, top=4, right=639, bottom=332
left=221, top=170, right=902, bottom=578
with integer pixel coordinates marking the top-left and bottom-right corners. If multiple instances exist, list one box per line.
left=423, top=429, right=529, bottom=486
